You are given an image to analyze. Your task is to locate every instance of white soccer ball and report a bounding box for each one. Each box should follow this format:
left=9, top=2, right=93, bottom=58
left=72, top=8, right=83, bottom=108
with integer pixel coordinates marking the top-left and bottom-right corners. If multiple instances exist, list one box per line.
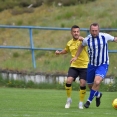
left=112, top=98, right=117, bottom=109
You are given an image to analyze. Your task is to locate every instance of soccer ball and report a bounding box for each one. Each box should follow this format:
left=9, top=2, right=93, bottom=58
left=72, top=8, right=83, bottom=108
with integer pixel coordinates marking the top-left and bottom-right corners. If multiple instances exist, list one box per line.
left=112, top=98, right=117, bottom=109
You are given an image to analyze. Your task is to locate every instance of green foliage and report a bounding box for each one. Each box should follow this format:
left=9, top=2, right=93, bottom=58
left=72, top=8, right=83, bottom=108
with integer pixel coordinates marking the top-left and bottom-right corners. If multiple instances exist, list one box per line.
left=16, top=19, right=23, bottom=25
left=0, top=75, right=117, bottom=92
left=11, top=6, right=34, bottom=15
left=7, top=79, right=26, bottom=88
left=18, top=0, right=33, bottom=7
left=44, top=0, right=96, bottom=6
left=35, top=51, right=46, bottom=58
left=63, top=11, right=73, bottom=19
left=111, top=20, right=117, bottom=28
left=0, top=76, right=64, bottom=89
left=0, top=0, right=18, bottom=11
left=43, top=0, right=55, bottom=5
left=13, top=52, right=20, bottom=58
left=60, top=23, right=65, bottom=28
left=56, top=0, right=78, bottom=6
left=0, top=0, right=39, bottom=12
left=33, top=0, right=44, bottom=7
left=78, top=0, right=96, bottom=3
left=106, top=77, right=117, bottom=92
left=0, top=0, right=96, bottom=12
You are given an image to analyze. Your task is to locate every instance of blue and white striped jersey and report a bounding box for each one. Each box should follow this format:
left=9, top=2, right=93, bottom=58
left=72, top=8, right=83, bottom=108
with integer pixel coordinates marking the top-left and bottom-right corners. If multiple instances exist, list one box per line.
left=82, top=32, right=114, bottom=66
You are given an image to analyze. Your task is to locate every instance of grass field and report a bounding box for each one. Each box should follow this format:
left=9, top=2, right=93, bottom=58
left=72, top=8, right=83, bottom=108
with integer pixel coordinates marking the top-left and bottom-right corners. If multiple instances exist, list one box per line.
left=0, top=88, right=116, bottom=117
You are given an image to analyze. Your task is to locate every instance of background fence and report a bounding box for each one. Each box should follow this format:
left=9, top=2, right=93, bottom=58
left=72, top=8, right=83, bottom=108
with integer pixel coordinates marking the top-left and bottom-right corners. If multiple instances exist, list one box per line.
left=0, top=25, right=117, bottom=68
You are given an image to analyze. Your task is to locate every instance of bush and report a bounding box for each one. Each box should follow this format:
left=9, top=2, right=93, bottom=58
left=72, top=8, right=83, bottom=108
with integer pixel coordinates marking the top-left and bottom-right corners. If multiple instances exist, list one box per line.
left=13, top=52, right=20, bottom=58
left=19, top=0, right=32, bottom=7
left=106, top=77, right=117, bottom=92
left=0, top=0, right=19, bottom=11
left=58, top=0, right=78, bottom=6
left=0, top=0, right=43, bottom=12
left=43, top=0, right=55, bottom=6
left=0, top=75, right=117, bottom=91
left=11, top=6, right=34, bottom=15
left=0, top=0, right=97, bottom=12
left=33, top=0, right=44, bottom=7
left=43, top=0, right=96, bottom=6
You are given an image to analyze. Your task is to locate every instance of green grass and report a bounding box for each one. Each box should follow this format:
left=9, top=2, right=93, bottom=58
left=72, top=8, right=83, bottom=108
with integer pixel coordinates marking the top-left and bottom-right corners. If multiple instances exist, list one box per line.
left=0, top=87, right=116, bottom=117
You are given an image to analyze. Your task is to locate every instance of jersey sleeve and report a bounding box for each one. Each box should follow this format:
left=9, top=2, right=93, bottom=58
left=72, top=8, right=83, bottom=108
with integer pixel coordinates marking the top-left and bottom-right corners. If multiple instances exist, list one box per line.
left=105, top=33, right=114, bottom=41
left=82, top=38, right=88, bottom=46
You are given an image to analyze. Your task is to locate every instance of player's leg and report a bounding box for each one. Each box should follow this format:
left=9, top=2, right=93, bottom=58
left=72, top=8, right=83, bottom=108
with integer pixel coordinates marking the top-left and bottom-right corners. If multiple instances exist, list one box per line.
left=86, top=76, right=103, bottom=108
left=84, top=64, right=95, bottom=108
left=79, top=80, right=86, bottom=109
left=84, top=64, right=109, bottom=108
left=78, top=68, right=87, bottom=109
left=94, top=64, right=109, bottom=107
left=65, top=67, right=77, bottom=108
left=65, top=77, right=73, bottom=108
left=65, top=77, right=73, bottom=100
left=88, top=84, right=93, bottom=90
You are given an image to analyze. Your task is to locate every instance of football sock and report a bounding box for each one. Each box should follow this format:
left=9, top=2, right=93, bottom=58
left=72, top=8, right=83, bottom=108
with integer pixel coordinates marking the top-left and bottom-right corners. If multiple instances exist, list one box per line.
left=79, top=86, right=86, bottom=102
left=65, top=83, right=72, bottom=98
left=88, top=89, right=99, bottom=102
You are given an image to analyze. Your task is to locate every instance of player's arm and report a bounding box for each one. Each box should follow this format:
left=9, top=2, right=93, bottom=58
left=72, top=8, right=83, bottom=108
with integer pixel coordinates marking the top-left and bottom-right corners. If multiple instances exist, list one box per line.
left=55, top=49, right=67, bottom=55
left=78, top=36, right=84, bottom=41
left=70, top=44, right=84, bottom=63
left=113, top=37, right=117, bottom=42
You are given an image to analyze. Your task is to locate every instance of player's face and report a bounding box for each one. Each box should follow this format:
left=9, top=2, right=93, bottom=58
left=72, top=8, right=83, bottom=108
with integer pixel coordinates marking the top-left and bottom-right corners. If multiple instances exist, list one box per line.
left=90, top=25, right=99, bottom=38
left=71, top=28, right=80, bottom=40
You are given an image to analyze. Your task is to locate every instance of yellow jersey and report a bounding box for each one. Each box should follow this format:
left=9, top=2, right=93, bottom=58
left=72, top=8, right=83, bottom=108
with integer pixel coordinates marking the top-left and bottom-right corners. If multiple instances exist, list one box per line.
left=65, top=39, right=89, bottom=68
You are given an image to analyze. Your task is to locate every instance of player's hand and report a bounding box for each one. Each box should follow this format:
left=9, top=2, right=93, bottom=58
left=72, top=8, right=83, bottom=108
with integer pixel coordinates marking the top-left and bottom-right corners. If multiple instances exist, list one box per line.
left=78, top=36, right=84, bottom=41
left=70, top=57, right=77, bottom=64
left=55, top=50, right=60, bottom=55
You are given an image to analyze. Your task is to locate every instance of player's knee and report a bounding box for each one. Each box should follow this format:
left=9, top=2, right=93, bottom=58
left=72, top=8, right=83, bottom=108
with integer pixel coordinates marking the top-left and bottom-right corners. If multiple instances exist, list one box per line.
left=80, top=79, right=86, bottom=86
left=66, top=80, right=72, bottom=84
left=94, top=80, right=101, bottom=86
left=66, top=77, right=73, bottom=84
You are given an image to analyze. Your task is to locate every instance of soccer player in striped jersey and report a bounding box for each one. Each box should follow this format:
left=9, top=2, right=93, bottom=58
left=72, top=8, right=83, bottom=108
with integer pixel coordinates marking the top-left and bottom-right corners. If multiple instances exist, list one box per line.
left=71, top=23, right=117, bottom=108
left=55, top=25, right=89, bottom=109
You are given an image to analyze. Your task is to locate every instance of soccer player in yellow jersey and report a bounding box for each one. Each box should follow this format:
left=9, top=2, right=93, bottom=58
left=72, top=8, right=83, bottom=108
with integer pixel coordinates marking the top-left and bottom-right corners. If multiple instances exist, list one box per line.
left=55, top=25, right=89, bottom=109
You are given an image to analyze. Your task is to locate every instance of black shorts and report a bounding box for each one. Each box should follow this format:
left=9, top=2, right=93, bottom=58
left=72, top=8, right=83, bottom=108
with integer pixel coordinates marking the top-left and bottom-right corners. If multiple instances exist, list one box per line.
left=67, top=67, right=87, bottom=81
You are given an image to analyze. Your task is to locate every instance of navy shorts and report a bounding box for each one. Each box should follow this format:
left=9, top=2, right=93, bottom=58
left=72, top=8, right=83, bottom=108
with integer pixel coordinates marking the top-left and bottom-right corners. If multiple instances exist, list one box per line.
left=67, top=67, right=87, bottom=81
left=87, top=63, right=109, bottom=84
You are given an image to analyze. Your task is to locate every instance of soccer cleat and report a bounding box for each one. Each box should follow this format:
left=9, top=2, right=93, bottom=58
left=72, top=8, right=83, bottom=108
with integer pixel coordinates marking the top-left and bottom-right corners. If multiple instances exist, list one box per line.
left=96, top=93, right=102, bottom=107
left=65, top=98, right=72, bottom=108
left=84, top=101, right=90, bottom=108
left=78, top=102, right=83, bottom=109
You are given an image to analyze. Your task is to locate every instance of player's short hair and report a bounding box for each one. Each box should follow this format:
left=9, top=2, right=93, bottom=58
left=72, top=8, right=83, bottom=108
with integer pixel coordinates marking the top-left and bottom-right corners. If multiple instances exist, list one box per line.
left=71, top=25, right=80, bottom=31
left=90, top=23, right=99, bottom=29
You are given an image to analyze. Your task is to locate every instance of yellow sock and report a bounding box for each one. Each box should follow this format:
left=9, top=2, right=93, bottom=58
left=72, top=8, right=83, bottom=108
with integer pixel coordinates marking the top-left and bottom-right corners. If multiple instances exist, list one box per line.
left=79, top=89, right=86, bottom=102
left=65, top=86, right=72, bottom=98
